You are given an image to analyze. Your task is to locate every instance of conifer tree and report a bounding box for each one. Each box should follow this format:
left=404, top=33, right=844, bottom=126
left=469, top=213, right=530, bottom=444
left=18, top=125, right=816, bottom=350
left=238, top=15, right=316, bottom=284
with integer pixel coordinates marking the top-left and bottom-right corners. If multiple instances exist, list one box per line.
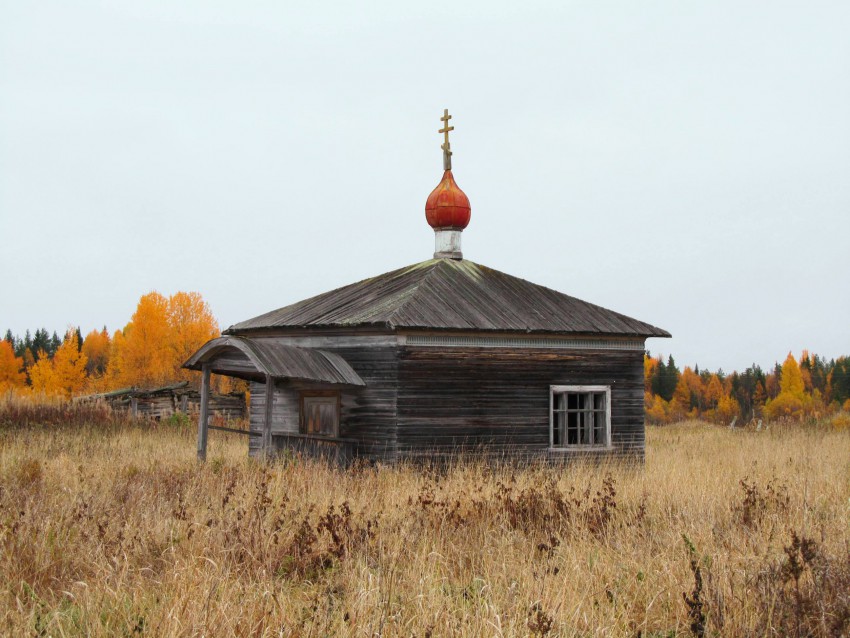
left=32, top=329, right=49, bottom=360
left=49, top=331, right=61, bottom=356
left=829, top=357, right=850, bottom=405
left=22, top=348, right=35, bottom=384
left=659, top=355, right=680, bottom=402
left=20, top=330, right=32, bottom=359
left=651, top=358, right=667, bottom=399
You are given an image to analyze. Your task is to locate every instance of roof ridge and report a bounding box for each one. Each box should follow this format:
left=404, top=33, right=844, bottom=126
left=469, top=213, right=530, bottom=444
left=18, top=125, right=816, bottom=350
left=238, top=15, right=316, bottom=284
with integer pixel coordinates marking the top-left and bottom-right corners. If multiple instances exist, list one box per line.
left=383, top=259, right=446, bottom=327
left=224, top=260, right=437, bottom=333
left=225, top=258, right=670, bottom=338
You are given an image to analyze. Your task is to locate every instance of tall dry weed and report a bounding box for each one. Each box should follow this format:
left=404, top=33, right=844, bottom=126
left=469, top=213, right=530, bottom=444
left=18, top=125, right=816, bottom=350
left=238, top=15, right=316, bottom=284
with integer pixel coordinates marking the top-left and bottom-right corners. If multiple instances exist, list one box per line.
left=0, top=409, right=848, bottom=636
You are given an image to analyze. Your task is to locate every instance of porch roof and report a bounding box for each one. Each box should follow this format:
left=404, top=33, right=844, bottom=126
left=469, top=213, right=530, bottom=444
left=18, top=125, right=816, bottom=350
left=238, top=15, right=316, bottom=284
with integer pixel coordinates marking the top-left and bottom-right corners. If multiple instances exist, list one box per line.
left=183, top=336, right=365, bottom=386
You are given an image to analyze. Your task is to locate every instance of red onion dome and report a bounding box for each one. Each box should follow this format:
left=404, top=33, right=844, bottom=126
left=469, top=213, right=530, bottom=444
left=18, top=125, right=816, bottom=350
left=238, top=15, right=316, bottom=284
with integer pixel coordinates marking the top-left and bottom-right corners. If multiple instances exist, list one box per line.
left=425, top=170, right=471, bottom=229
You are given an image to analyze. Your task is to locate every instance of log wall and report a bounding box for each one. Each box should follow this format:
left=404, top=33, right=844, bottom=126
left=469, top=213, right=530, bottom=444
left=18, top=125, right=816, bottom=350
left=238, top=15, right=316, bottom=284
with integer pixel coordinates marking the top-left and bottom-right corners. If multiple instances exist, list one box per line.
left=396, top=346, right=645, bottom=463
left=330, top=345, right=399, bottom=459
left=248, top=344, right=400, bottom=460
left=243, top=334, right=645, bottom=464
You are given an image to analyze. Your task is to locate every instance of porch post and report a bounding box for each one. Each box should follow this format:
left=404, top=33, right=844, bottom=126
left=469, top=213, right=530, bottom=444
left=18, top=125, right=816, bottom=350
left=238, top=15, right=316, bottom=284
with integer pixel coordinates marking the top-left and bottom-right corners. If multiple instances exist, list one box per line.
left=197, top=364, right=211, bottom=462
left=263, top=374, right=274, bottom=458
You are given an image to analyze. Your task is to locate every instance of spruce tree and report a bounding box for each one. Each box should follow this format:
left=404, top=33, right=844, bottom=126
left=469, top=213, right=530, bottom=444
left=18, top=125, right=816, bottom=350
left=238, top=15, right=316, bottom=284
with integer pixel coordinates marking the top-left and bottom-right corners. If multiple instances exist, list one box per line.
left=18, top=330, right=32, bottom=359
left=662, top=355, right=680, bottom=402
left=32, top=329, right=49, bottom=360
left=651, top=358, right=667, bottom=398
left=810, top=354, right=827, bottom=393
left=831, top=358, right=850, bottom=404
left=49, top=331, right=61, bottom=356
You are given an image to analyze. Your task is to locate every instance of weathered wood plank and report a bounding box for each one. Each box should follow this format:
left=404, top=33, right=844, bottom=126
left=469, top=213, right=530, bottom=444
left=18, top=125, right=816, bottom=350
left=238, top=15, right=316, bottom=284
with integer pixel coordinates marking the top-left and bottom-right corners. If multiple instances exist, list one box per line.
left=197, top=364, right=210, bottom=462
left=208, top=424, right=260, bottom=436
left=396, top=346, right=645, bottom=463
left=246, top=340, right=646, bottom=465
left=262, top=374, right=274, bottom=457
left=247, top=345, right=400, bottom=461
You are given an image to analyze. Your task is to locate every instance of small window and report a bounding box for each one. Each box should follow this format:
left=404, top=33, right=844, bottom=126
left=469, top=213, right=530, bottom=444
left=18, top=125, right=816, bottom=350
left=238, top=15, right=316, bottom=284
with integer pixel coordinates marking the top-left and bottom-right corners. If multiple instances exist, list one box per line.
left=301, top=394, right=339, bottom=438
left=550, top=385, right=611, bottom=448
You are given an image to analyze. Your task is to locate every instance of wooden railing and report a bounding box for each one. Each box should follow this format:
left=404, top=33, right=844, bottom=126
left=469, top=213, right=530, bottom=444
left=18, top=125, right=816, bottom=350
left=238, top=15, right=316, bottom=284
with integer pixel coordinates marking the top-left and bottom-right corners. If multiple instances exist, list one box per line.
left=273, top=433, right=359, bottom=464
left=208, top=424, right=260, bottom=437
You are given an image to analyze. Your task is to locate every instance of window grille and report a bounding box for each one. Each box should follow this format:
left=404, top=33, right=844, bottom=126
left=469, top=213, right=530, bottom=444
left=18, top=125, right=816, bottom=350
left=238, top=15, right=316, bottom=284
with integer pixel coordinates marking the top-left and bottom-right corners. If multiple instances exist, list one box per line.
left=550, top=385, right=611, bottom=448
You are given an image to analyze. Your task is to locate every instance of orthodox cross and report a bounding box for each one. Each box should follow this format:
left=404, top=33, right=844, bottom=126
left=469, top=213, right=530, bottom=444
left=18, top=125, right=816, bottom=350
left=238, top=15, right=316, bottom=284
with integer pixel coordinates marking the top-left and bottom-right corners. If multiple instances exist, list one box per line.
left=439, top=108, right=454, bottom=170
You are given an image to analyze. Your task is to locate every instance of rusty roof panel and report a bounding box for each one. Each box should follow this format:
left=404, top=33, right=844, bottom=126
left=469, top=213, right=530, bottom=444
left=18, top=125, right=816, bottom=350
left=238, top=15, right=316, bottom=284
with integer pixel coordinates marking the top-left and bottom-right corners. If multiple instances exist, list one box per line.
left=225, top=259, right=670, bottom=338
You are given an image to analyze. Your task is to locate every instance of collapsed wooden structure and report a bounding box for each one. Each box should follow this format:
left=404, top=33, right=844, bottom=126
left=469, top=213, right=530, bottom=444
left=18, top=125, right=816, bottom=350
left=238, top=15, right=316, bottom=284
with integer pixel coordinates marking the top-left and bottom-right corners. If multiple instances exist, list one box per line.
left=185, top=111, right=669, bottom=464
left=77, top=382, right=246, bottom=421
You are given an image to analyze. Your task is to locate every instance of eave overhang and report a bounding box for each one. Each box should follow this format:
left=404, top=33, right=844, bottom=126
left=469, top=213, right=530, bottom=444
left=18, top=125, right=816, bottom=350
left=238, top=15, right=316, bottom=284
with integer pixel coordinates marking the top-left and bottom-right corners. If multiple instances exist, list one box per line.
left=183, top=336, right=365, bottom=387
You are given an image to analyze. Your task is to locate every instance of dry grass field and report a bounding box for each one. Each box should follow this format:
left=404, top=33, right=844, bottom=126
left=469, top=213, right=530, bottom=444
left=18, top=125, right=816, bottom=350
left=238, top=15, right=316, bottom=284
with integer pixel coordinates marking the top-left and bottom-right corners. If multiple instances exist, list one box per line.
left=1, top=401, right=849, bottom=637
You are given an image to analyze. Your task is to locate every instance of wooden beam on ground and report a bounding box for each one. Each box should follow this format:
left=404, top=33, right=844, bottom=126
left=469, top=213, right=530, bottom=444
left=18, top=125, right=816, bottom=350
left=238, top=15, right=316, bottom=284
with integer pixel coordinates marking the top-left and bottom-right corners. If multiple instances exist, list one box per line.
left=208, top=424, right=261, bottom=436
left=197, top=364, right=210, bottom=462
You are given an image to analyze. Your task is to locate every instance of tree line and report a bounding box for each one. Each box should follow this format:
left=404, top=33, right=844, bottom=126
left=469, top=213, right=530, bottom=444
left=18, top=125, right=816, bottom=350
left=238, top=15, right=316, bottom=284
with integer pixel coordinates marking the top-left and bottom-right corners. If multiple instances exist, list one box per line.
left=2, top=295, right=849, bottom=427
left=644, top=351, right=850, bottom=425
left=0, top=291, right=233, bottom=398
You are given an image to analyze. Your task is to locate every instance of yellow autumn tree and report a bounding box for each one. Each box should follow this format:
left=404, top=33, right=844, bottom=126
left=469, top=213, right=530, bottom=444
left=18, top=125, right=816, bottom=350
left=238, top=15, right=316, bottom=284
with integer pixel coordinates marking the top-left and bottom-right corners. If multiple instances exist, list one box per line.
left=716, top=393, right=741, bottom=424
left=764, top=352, right=807, bottom=420
left=644, top=355, right=659, bottom=393
left=682, top=368, right=706, bottom=412
left=82, top=328, right=111, bottom=377
left=670, top=375, right=692, bottom=421
left=779, top=352, right=805, bottom=399
left=705, top=374, right=723, bottom=410
left=107, top=329, right=129, bottom=389
left=113, top=292, right=173, bottom=388
left=29, top=349, right=58, bottom=395
left=81, top=328, right=112, bottom=392
left=167, top=291, right=219, bottom=383
left=104, top=291, right=220, bottom=390
left=51, top=331, right=88, bottom=397
left=646, top=394, right=668, bottom=424
left=0, top=340, right=26, bottom=392
left=753, top=381, right=767, bottom=415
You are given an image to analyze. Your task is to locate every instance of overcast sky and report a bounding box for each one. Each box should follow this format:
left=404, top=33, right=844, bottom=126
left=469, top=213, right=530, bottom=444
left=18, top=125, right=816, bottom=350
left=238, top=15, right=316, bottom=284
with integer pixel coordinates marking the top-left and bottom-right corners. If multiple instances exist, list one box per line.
left=1, top=1, right=848, bottom=372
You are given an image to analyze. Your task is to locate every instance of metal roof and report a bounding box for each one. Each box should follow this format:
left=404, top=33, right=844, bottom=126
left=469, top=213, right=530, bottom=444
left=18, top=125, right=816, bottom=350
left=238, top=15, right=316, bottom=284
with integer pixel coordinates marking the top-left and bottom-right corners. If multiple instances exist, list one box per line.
left=226, top=259, right=670, bottom=338
left=183, top=336, right=366, bottom=386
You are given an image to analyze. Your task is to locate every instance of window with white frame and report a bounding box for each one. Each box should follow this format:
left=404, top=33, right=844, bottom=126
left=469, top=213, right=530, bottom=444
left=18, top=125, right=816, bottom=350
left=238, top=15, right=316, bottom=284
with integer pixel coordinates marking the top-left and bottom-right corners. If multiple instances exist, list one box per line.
left=550, top=386, right=611, bottom=448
